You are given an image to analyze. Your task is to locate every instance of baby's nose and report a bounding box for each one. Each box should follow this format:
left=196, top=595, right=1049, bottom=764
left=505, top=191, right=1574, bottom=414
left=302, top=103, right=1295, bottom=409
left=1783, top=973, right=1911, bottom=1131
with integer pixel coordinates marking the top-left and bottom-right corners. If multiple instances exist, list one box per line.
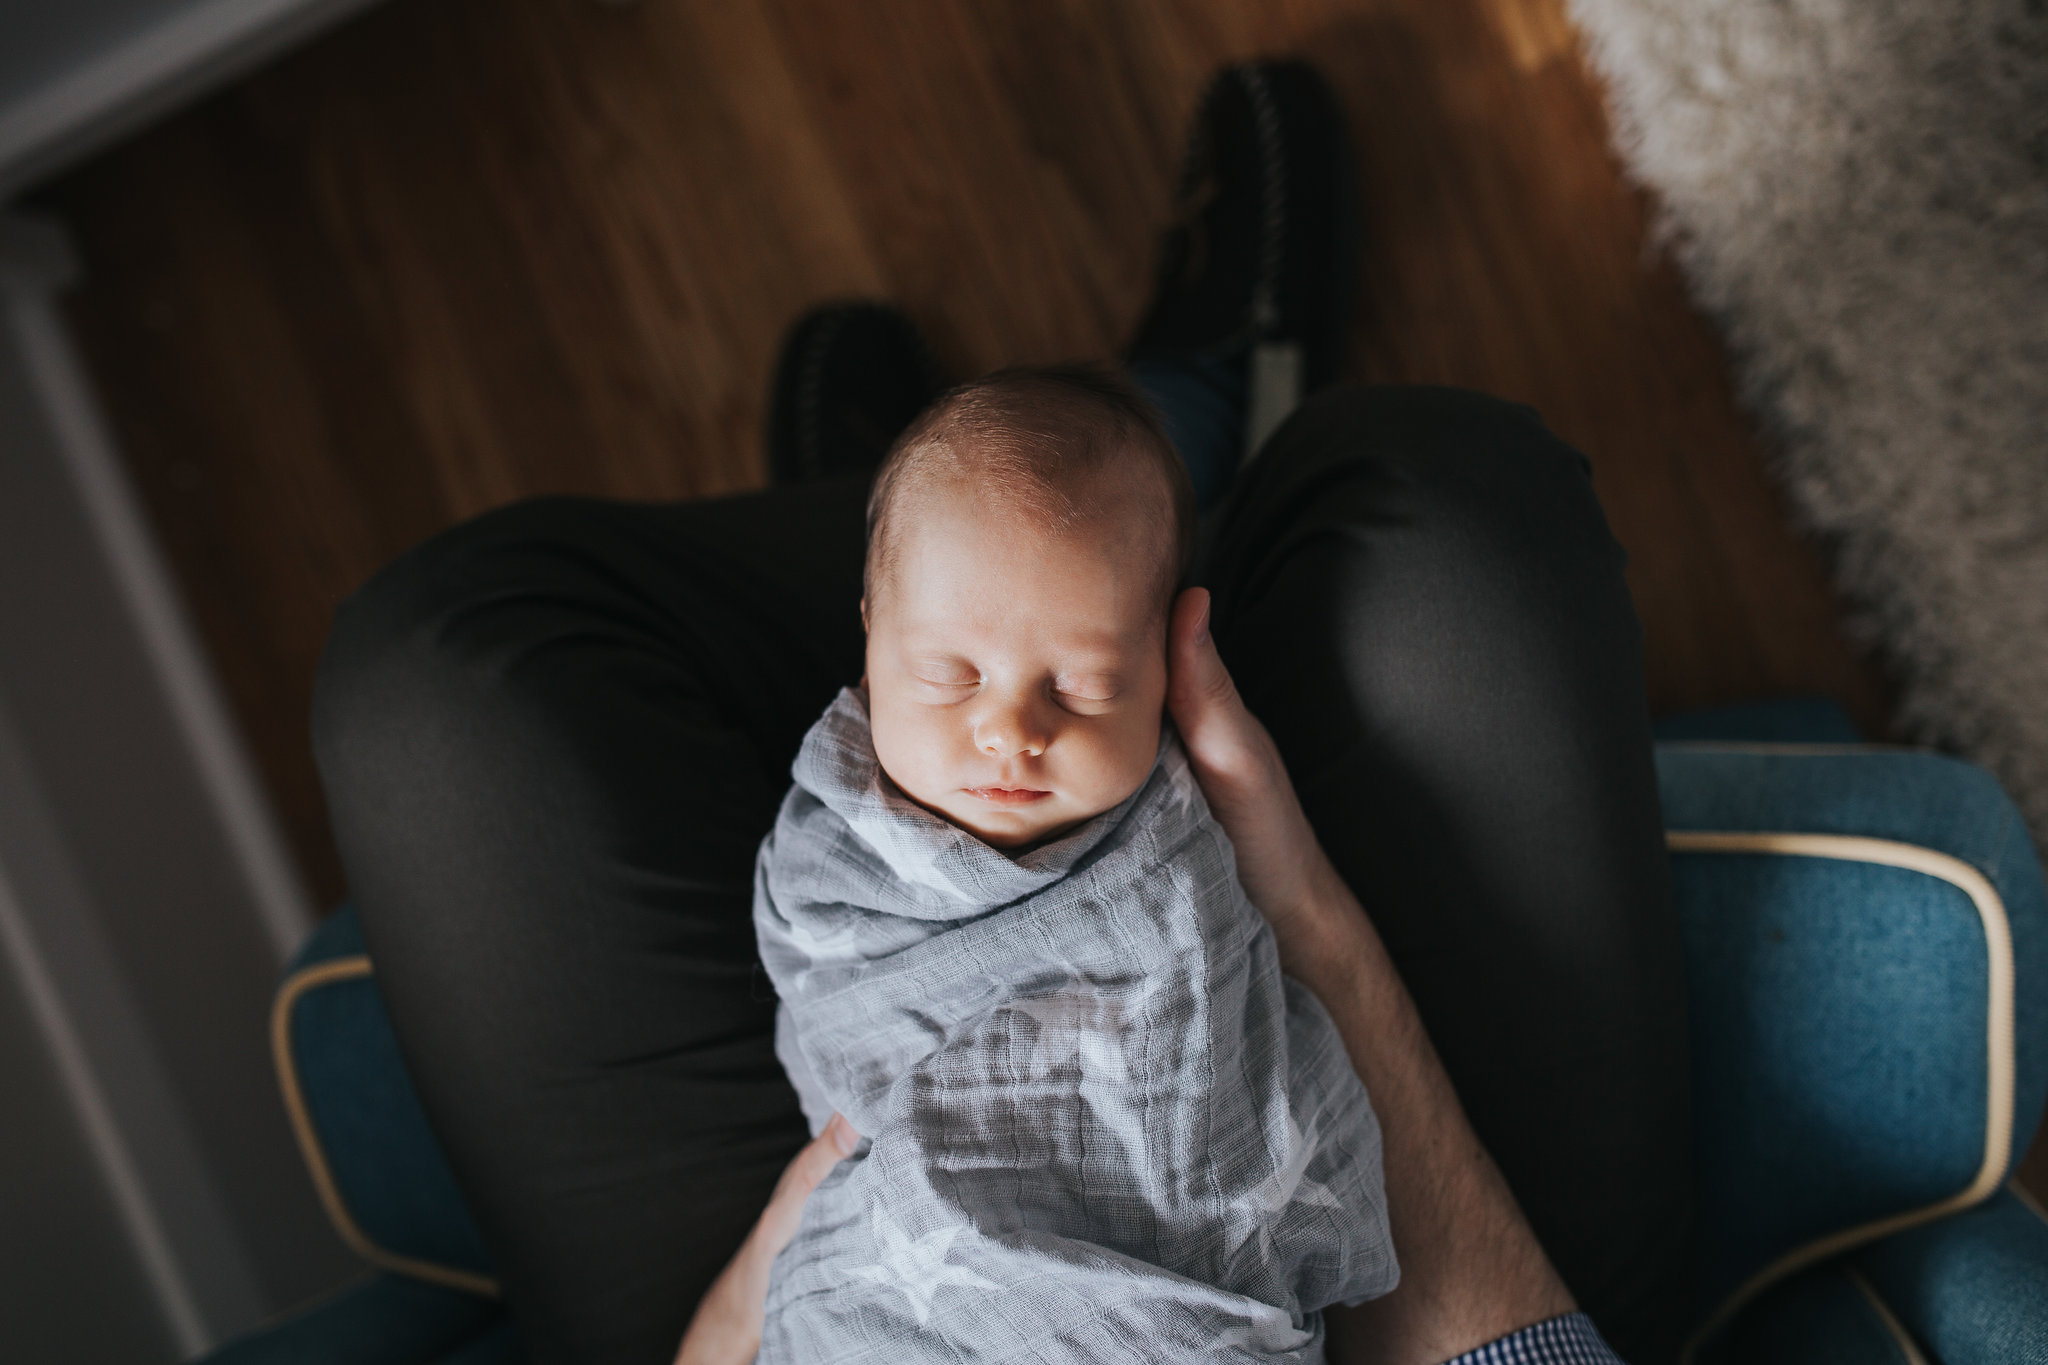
left=977, top=708, right=1047, bottom=758
left=980, top=731, right=1044, bottom=759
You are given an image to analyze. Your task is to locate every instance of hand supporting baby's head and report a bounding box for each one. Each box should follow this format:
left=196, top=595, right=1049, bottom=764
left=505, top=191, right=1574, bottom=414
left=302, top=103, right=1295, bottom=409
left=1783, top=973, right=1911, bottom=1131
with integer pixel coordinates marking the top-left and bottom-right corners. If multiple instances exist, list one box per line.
left=862, top=364, right=1195, bottom=850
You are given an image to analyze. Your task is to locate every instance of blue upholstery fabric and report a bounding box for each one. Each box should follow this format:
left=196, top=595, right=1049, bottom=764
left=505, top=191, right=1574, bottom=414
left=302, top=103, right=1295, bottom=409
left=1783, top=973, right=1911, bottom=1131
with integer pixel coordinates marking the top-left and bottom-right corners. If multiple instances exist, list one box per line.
left=296, top=900, right=369, bottom=962
left=1672, top=850, right=1995, bottom=1303
left=283, top=905, right=494, bottom=1282
left=200, top=1273, right=503, bottom=1364
left=1657, top=744, right=2048, bottom=1321
left=1652, top=697, right=1865, bottom=746
left=1853, top=1189, right=2048, bottom=1365
left=1694, top=1264, right=1915, bottom=1365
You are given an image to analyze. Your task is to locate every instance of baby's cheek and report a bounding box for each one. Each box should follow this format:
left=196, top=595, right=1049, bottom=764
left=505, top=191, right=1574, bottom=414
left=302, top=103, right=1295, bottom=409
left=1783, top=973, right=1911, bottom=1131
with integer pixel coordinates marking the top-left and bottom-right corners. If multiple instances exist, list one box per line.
left=869, top=696, right=942, bottom=799
left=1080, top=716, right=1162, bottom=808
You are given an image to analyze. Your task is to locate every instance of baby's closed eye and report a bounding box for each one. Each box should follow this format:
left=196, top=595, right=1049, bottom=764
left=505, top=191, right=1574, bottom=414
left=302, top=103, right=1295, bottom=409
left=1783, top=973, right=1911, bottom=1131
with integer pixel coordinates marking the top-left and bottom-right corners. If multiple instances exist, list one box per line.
left=909, top=659, right=979, bottom=689
left=1054, top=675, right=1122, bottom=711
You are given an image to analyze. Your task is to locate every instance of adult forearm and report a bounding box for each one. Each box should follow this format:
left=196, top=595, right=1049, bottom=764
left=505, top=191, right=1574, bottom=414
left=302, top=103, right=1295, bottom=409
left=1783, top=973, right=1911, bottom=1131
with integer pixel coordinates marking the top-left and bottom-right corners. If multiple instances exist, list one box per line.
left=1276, top=852, right=1574, bottom=1365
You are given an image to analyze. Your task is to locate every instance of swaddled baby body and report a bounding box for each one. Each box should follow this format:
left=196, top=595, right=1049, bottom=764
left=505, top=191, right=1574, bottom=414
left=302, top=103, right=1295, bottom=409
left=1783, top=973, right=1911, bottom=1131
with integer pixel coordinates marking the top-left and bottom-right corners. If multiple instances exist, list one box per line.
left=752, top=367, right=1397, bottom=1363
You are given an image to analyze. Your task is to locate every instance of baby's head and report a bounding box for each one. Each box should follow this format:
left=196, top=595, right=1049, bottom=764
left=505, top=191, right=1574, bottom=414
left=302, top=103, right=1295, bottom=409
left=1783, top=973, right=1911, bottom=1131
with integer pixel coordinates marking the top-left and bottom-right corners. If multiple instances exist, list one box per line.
left=862, top=364, right=1195, bottom=850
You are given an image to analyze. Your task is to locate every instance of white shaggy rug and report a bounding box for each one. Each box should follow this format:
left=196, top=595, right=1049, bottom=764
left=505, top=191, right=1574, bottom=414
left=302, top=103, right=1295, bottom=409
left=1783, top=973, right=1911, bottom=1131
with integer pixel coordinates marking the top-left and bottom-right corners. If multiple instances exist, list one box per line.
left=1565, top=0, right=2048, bottom=845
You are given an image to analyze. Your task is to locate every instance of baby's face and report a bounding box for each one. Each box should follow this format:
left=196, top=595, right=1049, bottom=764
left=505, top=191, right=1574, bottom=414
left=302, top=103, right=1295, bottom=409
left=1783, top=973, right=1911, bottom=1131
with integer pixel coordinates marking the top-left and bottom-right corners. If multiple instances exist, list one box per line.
left=865, top=478, right=1170, bottom=850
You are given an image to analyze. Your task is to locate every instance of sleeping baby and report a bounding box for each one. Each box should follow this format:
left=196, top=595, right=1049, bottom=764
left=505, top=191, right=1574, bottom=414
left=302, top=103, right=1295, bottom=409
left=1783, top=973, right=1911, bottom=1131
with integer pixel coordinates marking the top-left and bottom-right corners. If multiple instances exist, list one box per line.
left=752, top=365, right=1398, bottom=1363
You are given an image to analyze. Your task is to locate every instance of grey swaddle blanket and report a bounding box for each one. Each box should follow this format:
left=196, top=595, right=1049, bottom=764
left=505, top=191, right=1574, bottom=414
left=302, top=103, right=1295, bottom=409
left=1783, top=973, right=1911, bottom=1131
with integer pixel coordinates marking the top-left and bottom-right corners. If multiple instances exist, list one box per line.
left=754, top=688, right=1397, bottom=1362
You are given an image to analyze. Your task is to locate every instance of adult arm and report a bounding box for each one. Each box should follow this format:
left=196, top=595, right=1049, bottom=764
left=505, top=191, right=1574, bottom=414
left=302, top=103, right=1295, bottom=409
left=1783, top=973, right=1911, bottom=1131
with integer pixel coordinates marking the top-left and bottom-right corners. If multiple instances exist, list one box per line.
left=1166, top=588, right=1576, bottom=1365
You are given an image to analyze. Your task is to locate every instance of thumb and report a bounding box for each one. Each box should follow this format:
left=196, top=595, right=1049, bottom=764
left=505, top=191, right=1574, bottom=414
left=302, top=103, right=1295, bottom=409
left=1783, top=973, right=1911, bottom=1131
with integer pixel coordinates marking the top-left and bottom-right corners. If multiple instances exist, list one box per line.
left=1168, top=587, right=1241, bottom=724
left=784, top=1113, right=860, bottom=1197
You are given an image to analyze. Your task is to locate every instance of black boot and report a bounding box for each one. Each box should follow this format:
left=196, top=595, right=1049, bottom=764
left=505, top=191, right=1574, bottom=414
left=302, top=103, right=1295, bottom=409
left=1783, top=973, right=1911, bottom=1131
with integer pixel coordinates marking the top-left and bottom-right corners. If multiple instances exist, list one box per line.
left=767, top=302, right=947, bottom=486
left=1129, top=61, right=1357, bottom=456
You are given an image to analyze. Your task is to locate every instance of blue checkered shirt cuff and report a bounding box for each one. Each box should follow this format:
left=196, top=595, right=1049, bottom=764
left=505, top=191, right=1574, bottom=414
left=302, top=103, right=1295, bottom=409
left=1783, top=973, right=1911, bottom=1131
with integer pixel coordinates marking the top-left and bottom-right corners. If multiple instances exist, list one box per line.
left=1440, top=1311, right=1627, bottom=1365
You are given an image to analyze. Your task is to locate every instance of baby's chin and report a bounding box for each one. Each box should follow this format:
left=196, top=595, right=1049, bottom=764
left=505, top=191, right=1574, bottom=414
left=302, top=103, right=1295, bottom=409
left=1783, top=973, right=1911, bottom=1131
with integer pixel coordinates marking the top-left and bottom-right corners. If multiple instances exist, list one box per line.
left=928, top=794, right=1087, bottom=851
left=967, top=813, right=1085, bottom=851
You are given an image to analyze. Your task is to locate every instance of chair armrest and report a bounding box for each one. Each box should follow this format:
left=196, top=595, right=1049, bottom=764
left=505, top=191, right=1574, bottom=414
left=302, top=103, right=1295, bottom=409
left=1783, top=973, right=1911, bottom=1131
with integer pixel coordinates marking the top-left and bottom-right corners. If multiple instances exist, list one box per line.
left=274, top=904, right=496, bottom=1294
left=1852, top=1188, right=2048, bottom=1365
left=1655, top=743, right=2048, bottom=1341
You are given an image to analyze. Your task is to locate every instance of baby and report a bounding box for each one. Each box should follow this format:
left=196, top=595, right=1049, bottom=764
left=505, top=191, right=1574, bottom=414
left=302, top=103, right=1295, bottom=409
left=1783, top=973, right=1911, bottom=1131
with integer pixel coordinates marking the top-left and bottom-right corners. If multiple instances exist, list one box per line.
left=752, top=366, right=1397, bottom=1363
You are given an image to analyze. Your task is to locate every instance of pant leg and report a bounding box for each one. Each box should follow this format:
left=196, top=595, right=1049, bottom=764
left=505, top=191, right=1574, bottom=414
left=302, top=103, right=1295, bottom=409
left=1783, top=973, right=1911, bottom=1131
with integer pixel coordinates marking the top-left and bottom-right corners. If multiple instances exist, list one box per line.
left=311, top=482, right=869, bottom=1365
left=1202, top=386, right=1693, bottom=1365
left=1128, top=352, right=1248, bottom=512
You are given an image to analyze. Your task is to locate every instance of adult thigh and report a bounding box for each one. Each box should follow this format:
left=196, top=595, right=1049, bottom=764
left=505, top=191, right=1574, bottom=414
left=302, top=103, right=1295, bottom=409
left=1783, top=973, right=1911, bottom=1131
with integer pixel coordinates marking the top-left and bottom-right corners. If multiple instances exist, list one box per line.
left=1205, top=387, right=1692, bottom=1364
left=312, top=483, right=867, bottom=1364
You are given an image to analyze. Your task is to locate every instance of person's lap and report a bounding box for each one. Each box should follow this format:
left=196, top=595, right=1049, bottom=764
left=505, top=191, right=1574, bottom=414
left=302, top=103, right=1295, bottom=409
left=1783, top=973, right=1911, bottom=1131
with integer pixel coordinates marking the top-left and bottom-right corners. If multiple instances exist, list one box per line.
left=312, top=385, right=1690, bottom=1365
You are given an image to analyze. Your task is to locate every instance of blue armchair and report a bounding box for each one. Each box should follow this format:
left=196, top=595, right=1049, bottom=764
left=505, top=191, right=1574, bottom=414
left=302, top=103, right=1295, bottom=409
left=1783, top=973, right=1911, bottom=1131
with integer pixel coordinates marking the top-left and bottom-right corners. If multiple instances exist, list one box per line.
left=203, top=701, right=2048, bottom=1364
left=1655, top=705, right=2048, bottom=1363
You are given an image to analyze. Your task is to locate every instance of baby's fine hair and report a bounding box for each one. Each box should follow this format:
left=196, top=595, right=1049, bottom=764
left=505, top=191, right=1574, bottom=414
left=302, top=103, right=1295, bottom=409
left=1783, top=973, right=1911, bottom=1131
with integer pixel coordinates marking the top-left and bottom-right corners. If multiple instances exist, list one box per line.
left=863, top=363, right=1196, bottom=611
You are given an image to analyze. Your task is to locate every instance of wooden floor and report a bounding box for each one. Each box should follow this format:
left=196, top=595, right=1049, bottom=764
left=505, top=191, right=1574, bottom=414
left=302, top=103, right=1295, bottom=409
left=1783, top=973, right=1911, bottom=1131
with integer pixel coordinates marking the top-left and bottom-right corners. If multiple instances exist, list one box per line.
left=37, top=0, right=1889, bottom=911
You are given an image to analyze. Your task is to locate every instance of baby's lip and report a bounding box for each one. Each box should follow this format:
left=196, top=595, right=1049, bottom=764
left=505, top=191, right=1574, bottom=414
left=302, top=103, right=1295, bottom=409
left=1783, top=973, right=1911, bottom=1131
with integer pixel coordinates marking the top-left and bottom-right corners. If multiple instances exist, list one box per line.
left=964, top=785, right=1053, bottom=806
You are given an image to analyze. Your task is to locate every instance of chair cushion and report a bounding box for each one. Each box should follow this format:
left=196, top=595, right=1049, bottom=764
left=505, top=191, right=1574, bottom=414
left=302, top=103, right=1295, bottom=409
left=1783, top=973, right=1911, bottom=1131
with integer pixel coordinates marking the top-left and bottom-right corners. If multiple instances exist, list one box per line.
left=273, top=905, right=495, bottom=1295
left=1657, top=743, right=2048, bottom=1344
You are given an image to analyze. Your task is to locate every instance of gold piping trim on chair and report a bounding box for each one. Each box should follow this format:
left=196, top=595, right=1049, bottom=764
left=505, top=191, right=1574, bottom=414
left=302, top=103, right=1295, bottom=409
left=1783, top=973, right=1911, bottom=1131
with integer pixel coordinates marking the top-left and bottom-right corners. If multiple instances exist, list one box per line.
left=1667, top=832, right=2016, bottom=1363
left=1656, top=742, right=1912, bottom=756
left=272, top=954, right=500, bottom=1298
left=1844, top=1267, right=1928, bottom=1365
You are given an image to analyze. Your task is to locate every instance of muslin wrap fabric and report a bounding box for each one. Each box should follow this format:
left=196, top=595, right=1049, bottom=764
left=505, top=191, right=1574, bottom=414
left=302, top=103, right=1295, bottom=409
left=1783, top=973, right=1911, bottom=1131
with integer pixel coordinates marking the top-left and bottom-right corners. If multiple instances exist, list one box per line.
left=753, top=688, right=1398, bottom=1362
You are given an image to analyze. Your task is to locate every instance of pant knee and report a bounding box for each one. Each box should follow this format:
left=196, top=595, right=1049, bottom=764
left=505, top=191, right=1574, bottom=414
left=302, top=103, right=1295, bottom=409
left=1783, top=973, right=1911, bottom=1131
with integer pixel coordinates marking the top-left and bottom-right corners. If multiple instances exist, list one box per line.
left=1277, top=384, right=1590, bottom=494
left=1218, top=385, right=1620, bottom=607
left=310, top=498, right=598, bottom=823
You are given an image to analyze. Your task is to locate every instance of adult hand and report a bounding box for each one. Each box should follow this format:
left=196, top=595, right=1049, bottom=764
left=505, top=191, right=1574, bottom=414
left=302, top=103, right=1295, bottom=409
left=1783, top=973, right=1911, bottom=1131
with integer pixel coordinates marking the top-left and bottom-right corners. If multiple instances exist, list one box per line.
left=1167, top=587, right=1341, bottom=958
left=674, top=1113, right=861, bottom=1365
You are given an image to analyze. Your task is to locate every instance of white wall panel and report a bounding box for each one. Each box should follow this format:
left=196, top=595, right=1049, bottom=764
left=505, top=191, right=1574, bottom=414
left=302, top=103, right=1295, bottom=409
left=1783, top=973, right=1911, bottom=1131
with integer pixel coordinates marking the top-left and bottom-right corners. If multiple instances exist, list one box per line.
left=0, top=0, right=384, bottom=199
left=0, top=215, right=356, bottom=1355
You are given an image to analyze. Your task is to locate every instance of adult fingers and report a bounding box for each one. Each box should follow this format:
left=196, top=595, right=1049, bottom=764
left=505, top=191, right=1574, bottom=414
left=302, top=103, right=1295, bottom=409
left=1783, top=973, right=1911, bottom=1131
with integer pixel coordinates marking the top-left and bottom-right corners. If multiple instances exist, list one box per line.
left=1165, top=587, right=1333, bottom=928
left=754, top=1114, right=861, bottom=1256
left=675, top=1117, right=860, bottom=1365
left=1168, top=588, right=1240, bottom=730
left=1167, top=587, right=1270, bottom=784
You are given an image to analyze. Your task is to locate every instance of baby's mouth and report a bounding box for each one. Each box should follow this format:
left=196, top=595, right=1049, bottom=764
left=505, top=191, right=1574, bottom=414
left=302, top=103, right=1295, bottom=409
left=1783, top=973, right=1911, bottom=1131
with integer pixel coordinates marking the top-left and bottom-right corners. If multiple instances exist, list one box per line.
left=965, top=786, right=1053, bottom=806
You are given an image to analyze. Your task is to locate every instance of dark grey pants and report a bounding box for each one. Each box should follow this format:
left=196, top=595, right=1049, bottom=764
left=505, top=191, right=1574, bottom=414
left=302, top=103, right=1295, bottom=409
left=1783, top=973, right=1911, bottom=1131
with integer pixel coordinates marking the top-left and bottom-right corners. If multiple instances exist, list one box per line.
left=312, top=386, right=1692, bottom=1364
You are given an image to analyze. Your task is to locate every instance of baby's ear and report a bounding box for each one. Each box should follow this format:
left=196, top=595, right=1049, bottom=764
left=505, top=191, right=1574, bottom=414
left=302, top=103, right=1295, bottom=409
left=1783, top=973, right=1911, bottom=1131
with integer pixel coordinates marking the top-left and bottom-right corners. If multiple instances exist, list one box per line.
left=859, top=596, right=869, bottom=632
